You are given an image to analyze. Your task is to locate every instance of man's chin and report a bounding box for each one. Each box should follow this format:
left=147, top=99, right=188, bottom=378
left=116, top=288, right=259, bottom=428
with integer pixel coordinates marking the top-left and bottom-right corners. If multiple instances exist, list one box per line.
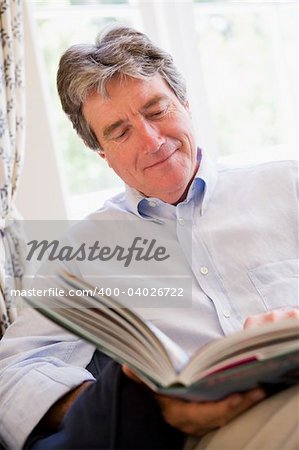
left=143, top=180, right=189, bottom=204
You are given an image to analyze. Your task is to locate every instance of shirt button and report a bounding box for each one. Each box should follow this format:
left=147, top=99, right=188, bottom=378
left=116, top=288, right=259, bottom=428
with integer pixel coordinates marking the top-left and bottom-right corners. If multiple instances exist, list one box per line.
left=223, top=310, right=231, bottom=318
left=148, top=201, right=157, bottom=208
left=200, top=266, right=209, bottom=275
left=178, top=218, right=185, bottom=226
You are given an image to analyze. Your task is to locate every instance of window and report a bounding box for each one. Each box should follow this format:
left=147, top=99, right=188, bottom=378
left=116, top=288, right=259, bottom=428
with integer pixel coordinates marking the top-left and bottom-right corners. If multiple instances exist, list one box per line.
left=192, top=0, right=297, bottom=162
left=29, top=0, right=142, bottom=217
left=27, top=0, right=297, bottom=219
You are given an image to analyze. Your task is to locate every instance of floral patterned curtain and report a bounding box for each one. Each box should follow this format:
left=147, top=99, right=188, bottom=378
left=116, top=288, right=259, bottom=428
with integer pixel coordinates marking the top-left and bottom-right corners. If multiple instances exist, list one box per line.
left=0, top=0, right=25, bottom=337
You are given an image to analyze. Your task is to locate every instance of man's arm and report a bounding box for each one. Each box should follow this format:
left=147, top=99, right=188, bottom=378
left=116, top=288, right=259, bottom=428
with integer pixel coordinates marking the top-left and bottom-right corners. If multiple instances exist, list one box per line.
left=34, top=381, right=94, bottom=433
left=0, top=306, right=95, bottom=449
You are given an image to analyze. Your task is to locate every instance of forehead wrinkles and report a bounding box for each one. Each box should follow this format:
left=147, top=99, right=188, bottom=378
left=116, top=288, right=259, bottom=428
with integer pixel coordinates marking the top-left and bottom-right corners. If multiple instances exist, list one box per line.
left=83, top=75, right=176, bottom=139
left=105, top=74, right=171, bottom=107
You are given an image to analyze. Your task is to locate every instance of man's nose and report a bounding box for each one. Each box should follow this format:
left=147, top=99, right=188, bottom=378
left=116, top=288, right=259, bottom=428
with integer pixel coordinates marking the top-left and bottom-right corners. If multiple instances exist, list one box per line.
left=137, top=120, right=165, bottom=154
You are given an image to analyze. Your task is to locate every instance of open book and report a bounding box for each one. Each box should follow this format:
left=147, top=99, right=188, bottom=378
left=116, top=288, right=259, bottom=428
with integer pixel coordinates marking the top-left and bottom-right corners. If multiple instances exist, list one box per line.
left=25, top=271, right=299, bottom=401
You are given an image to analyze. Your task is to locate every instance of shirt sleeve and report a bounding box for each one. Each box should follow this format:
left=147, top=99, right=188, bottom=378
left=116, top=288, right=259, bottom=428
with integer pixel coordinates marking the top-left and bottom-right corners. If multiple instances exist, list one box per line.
left=0, top=305, right=95, bottom=450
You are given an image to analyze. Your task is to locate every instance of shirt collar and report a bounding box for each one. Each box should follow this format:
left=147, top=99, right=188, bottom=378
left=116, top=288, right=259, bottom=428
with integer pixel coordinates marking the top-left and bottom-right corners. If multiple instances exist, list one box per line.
left=124, top=148, right=218, bottom=219
left=194, top=149, right=218, bottom=214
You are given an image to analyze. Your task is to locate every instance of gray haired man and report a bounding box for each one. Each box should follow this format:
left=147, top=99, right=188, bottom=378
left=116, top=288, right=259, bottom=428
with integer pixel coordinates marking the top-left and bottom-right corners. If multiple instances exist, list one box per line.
left=0, top=25, right=298, bottom=450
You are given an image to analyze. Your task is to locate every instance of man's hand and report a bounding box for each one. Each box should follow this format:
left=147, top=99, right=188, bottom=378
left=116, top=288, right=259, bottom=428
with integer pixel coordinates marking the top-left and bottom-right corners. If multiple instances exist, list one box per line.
left=155, top=389, right=265, bottom=437
left=244, top=308, right=299, bottom=329
left=123, top=365, right=265, bottom=438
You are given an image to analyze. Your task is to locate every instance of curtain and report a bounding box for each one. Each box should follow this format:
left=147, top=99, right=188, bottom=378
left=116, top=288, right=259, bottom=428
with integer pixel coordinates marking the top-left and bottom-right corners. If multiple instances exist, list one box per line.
left=0, top=0, right=25, bottom=337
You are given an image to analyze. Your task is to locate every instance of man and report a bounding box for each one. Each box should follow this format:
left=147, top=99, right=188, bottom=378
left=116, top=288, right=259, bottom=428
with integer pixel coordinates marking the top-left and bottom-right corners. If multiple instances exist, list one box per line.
left=0, top=25, right=298, bottom=450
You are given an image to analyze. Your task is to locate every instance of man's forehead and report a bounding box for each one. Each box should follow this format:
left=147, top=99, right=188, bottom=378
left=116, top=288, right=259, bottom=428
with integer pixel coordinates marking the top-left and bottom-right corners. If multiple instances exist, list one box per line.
left=106, top=73, right=171, bottom=95
left=83, top=75, right=174, bottom=130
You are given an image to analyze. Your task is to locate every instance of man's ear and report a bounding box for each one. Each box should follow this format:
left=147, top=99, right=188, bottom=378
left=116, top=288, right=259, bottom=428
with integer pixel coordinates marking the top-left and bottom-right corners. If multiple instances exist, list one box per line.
left=97, top=150, right=112, bottom=167
left=97, top=150, right=106, bottom=160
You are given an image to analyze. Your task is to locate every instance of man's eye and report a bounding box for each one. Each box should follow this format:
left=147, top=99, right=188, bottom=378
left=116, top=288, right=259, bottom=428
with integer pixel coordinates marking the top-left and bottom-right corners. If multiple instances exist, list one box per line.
left=149, top=107, right=168, bottom=119
left=114, top=129, right=128, bottom=140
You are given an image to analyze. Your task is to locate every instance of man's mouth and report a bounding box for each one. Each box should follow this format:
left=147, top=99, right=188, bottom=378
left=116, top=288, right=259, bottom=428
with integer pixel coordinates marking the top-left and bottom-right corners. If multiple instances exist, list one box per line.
left=145, top=150, right=177, bottom=170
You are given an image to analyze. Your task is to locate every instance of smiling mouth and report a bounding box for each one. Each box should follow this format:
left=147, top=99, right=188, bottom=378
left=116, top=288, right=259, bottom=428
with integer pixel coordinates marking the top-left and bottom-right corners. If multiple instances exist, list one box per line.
left=145, top=151, right=176, bottom=170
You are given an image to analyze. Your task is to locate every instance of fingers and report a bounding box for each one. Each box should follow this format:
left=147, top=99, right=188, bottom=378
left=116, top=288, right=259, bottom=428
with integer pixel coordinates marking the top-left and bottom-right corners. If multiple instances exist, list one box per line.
left=122, top=365, right=143, bottom=384
left=244, top=308, right=299, bottom=329
left=156, top=388, right=266, bottom=437
left=220, top=388, right=266, bottom=426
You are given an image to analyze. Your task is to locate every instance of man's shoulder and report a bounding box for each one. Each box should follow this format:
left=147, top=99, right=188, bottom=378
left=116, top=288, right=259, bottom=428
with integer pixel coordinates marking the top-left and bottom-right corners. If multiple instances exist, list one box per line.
left=68, top=189, right=140, bottom=242
left=218, top=159, right=298, bottom=183
left=84, top=190, right=129, bottom=220
left=213, top=159, right=298, bottom=204
left=218, top=158, right=297, bottom=173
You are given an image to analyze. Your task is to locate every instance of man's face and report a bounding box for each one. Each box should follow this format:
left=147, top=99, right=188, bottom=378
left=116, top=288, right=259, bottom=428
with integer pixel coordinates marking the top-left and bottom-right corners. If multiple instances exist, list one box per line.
left=83, top=74, right=198, bottom=204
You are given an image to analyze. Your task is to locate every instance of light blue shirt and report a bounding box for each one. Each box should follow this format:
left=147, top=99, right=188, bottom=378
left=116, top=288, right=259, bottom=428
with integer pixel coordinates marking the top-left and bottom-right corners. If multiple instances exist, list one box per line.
left=0, top=154, right=298, bottom=449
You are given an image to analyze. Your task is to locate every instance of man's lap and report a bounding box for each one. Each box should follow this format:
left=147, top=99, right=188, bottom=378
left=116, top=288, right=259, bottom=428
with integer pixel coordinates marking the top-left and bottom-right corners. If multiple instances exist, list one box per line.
left=27, top=349, right=299, bottom=450
left=186, top=385, right=299, bottom=450
left=28, top=357, right=184, bottom=449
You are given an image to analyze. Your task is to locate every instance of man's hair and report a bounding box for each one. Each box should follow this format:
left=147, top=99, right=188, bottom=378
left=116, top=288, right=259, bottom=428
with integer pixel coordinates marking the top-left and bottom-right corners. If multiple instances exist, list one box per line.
left=57, top=24, right=187, bottom=151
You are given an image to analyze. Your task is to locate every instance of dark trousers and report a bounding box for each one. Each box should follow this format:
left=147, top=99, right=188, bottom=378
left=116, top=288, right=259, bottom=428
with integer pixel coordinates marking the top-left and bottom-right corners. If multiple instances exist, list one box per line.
left=27, top=351, right=185, bottom=449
